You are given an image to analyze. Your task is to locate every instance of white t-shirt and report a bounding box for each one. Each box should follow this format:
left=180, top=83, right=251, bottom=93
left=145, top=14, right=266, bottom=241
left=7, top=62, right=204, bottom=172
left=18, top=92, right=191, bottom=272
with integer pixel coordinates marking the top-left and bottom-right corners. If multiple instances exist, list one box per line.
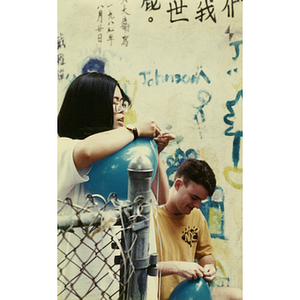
left=57, top=137, right=158, bottom=299
left=57, top=137, right=90, bottom=202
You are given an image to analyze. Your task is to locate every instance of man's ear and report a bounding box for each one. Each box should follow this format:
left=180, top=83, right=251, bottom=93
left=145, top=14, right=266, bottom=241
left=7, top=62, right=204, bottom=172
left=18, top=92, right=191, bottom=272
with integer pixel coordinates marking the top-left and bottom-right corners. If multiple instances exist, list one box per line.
left=174, top=178, right=184, bottom=191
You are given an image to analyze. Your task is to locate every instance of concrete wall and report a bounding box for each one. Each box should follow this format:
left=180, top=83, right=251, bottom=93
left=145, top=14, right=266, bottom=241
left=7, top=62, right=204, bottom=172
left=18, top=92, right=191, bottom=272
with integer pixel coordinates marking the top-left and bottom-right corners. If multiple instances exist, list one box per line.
left=57, top=0, right=243, bottom=289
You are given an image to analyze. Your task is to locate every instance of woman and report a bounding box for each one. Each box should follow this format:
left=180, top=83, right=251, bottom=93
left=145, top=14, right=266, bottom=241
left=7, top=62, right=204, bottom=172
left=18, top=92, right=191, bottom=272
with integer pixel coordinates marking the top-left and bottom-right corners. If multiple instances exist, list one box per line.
left=57, top=72, right=174, bottom=299
left=58, top=71, right=173, bottom=203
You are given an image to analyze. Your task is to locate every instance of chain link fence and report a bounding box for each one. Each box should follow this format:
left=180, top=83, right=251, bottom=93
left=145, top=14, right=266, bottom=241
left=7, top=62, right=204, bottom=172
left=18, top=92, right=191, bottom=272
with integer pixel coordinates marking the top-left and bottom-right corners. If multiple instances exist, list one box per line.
left=57, top=155, right=157, bottom=300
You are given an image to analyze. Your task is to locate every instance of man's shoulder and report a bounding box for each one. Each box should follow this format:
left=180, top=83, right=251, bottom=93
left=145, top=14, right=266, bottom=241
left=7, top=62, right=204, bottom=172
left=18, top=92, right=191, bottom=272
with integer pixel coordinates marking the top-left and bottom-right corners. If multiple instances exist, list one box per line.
left=151, top=204, right=163, bottom=218
left=190, top=208, right=206, bottom=221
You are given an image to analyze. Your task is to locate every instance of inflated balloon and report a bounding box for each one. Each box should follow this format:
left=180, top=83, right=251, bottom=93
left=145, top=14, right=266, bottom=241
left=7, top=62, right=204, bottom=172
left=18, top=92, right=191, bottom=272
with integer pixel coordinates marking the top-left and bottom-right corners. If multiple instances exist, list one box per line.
left=83, top=138, right=158, bottom=204
left=169, top=278, right=212, bottom=300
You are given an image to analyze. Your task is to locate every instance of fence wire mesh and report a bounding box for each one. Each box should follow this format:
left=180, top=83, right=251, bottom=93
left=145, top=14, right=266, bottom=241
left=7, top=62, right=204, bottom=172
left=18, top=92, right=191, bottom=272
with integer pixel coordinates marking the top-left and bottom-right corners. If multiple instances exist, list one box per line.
left=57, top=193, right=149, bottom=300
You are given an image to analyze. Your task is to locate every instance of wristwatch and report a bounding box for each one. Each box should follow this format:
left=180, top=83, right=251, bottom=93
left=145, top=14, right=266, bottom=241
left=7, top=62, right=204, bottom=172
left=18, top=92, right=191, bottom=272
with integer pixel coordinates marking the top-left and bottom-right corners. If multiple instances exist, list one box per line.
left=125, top=124, right=138, bottom=140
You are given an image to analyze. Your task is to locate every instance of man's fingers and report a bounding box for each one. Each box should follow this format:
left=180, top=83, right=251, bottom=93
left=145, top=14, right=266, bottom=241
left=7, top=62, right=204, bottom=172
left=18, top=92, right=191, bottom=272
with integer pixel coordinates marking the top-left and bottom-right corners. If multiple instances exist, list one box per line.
left=157, top=132, right=176, bottom=140
left=203, top=274, right=215, bottom=282
left=196, top=270, right=204, bottom=279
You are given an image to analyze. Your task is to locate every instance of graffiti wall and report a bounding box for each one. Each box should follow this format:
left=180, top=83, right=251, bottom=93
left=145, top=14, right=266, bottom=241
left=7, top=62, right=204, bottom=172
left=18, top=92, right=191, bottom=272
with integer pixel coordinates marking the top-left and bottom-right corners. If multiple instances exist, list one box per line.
left=58, top=0, right=243, bottom=289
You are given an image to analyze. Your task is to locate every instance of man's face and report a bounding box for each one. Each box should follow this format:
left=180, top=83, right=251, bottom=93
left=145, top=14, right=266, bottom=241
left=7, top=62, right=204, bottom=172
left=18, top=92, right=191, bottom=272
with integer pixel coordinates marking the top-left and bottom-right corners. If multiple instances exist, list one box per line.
left=173, top=178, right=209, bottom=215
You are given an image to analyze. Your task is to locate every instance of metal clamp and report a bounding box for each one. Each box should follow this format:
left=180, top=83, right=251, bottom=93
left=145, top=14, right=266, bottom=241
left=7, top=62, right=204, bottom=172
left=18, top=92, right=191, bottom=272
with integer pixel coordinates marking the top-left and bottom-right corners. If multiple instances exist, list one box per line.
left=131, top=219, right=150, bottom=232
left=147, top=253, right=158, bottom=277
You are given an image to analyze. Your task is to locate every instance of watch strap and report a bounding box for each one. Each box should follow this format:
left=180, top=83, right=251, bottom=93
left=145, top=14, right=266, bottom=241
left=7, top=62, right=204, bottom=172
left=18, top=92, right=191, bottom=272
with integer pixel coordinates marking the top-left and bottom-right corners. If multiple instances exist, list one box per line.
left=125, top=125, right=138, bottom=140
left=132, top=127, right=138, bottom=140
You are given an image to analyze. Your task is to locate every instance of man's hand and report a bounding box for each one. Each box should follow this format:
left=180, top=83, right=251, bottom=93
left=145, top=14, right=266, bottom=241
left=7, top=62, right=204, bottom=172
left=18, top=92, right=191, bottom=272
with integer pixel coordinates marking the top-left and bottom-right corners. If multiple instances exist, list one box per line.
left=197, top=254, right=216, bottom=282
left=158, top=257, right=216, bottom=282
left=159, top=261, right=205, bottom=280
left=154, top=132, right=175, bottom=153
left=203, top=264, right=216, bottom=282
left=177, top=262, right=205, bottom=280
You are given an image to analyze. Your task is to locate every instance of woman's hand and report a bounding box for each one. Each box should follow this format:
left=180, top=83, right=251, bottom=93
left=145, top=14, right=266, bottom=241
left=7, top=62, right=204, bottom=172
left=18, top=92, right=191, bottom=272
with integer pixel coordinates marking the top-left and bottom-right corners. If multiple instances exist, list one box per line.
left=154, top=132, right=176, bottom=153
left=135, top=117, right=161, bottom=138
left=134, top=118, right=176, bottom=153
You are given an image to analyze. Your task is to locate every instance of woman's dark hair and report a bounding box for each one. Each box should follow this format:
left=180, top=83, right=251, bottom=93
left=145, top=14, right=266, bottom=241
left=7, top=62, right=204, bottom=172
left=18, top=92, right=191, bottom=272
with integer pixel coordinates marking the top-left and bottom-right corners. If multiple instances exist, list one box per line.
left=58, top=72, right=130, bottom=139
left=175, top=159, right=216, bottom=196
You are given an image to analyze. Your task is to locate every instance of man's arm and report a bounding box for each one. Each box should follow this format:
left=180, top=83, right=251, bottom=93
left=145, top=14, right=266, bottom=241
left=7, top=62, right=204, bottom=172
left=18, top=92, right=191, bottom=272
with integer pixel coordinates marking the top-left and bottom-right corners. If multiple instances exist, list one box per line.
left=158, top=255, right=216, bottom=282
left=158, top=261, right=206, bottom=280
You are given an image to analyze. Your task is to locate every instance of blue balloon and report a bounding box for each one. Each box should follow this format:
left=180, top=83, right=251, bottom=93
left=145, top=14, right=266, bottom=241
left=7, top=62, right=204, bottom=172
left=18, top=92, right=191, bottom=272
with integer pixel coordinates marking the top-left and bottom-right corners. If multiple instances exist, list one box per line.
left=83, top=138, right=158, bottom=204
left=169, top=278, right=212, bottom=300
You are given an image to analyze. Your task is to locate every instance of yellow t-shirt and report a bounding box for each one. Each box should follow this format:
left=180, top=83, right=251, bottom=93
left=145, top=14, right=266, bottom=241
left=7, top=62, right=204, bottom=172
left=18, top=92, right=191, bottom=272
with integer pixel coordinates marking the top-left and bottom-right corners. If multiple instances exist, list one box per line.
left=152, top=206, right=214, bottom=300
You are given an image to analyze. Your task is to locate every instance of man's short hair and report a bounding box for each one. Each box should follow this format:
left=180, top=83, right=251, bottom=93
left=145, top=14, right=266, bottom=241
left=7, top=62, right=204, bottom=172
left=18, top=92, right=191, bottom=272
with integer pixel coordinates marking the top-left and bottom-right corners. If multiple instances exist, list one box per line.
left=174, top=159, right=216, bottom=196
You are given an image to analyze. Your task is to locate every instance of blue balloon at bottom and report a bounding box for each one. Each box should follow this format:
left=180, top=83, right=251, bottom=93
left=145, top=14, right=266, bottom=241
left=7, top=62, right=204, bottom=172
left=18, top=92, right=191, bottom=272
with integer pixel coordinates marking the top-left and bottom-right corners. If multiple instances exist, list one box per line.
left=83, top=138, right=158, bottom=203
left=169, top=278, right=212, bottom=300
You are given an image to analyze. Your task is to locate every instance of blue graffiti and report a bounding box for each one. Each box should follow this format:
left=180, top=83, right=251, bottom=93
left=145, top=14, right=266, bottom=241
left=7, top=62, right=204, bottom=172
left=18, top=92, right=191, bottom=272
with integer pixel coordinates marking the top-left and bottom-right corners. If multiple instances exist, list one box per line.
left=139, top=69, right=211, bottom=87
left=223, top=89, right=243, bottom=167
left=166, top=148, right=198, bottom=186
left=193, top=90, right=212, bottom=139
left=227, top=40, right=242, bottom=75
left=229, top=40, right=243, bottom=61
left=82, top=58, right=105, bottom=74
left=194, top=90, right=212, bottom=123
left=62, top=59, right=106, bottom=91
left=200, top=186, right=226, bottom=240
left=226, top=68, right=238, bottom=75
left=62, top=74, right=77, bottom=91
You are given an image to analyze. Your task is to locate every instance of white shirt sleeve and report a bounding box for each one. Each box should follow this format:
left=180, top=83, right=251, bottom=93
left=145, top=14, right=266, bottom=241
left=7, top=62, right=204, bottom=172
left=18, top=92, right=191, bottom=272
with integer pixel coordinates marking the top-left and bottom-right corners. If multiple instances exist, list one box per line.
left=57, top=137, right=90, bottom=200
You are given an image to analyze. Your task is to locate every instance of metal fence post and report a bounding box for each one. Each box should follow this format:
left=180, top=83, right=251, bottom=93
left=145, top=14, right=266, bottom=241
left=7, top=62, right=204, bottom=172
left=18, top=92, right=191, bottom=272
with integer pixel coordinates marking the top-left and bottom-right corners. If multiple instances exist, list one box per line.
left=126, top=155, right=154, bottom=300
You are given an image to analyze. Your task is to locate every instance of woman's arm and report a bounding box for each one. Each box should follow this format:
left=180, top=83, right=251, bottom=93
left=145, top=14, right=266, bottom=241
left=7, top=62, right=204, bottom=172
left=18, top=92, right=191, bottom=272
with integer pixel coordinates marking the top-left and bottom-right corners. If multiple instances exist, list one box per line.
left=73, top=127, right=133, bottom=171
left=151, top=132, right=175, bottom=204
left=73, top=117, right=161, bottom=171
left=151, top=155, right=169, bottom=205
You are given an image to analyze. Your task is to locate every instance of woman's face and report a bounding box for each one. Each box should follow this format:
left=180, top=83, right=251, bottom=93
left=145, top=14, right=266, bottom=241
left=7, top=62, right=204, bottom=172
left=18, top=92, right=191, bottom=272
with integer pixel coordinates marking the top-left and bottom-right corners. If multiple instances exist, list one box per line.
left=112, top=86, right=126, bottom=129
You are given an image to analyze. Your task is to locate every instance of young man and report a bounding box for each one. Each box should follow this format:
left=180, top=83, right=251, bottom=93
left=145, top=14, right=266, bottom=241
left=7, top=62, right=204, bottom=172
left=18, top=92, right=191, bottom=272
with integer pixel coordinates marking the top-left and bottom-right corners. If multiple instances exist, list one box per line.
left=152, top=159, right=242, bottom=300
